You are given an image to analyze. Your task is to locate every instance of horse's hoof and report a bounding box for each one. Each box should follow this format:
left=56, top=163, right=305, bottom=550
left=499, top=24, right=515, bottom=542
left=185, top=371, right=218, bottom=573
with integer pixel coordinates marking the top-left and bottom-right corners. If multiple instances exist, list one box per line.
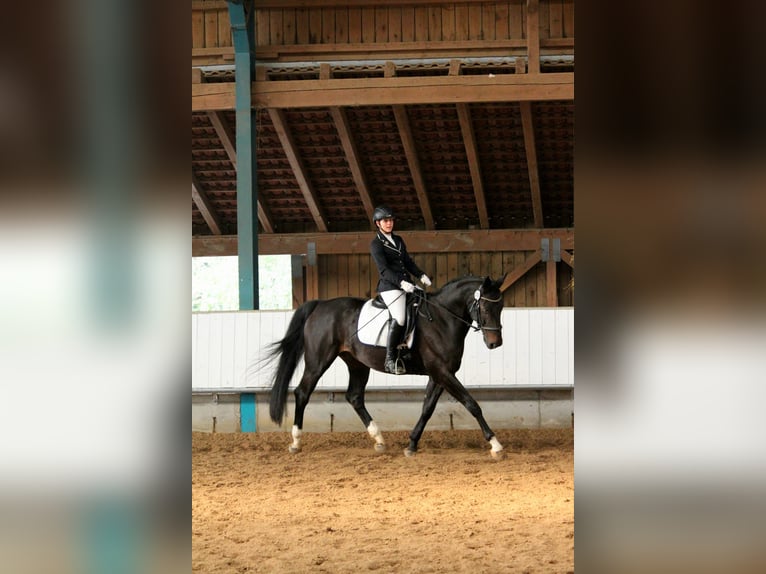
left=288, top=446, right=301, bottom=454
left=374, top=443, right=386, bottom=453
left=490, top=449, right=505, bottom=460
left=404, top=448, right=416, bottom=457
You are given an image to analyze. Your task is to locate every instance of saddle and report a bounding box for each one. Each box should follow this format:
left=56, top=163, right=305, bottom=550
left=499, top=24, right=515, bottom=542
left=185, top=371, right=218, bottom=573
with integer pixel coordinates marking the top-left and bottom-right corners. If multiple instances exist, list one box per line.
left=357, top=288, right=430, bottom=348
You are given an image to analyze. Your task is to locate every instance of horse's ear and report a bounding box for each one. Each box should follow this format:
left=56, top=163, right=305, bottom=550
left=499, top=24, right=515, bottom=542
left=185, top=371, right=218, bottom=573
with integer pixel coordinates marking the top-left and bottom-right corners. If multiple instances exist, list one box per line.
left=482, top=276, right=492, bottom=290
left=495, top=273, right=508, bottom=290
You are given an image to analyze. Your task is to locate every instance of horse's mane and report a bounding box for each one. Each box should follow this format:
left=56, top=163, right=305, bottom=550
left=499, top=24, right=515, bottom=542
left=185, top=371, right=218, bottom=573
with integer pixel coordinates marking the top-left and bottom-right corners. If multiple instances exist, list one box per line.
left=429, top=275, right=483, bottom=297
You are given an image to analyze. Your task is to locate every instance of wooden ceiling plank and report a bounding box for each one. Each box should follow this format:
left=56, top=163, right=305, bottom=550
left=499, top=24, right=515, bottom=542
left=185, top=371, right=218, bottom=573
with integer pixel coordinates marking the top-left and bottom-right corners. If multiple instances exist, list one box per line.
left=192, top=72, right=575, bottom=110
left=252, top=38, right=572, bottom=58
left=206, top=110, right=275, bottom=233
left=250, top=0, right=528, bottom=8
left=267, top=108, right=329, bottom=232
left=526, top=0, right=541, bottom=74
left=519, top=101, right=544, bottom=227
left=330, top=107, right=376, bottom=226
left=193, top=229, right=574, bottom=256
left=192, top=176, right=223, bottom=235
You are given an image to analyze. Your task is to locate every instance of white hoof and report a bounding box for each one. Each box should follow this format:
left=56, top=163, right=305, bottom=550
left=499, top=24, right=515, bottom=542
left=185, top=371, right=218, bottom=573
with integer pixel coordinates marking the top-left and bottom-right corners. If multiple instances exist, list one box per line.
left=404, top=448, right=416, bottom=457
left=288, top=445, right=301, bottom=454
left=374, top=443, right=386, bottom=453
left=490, top=449, right=505, bottom=460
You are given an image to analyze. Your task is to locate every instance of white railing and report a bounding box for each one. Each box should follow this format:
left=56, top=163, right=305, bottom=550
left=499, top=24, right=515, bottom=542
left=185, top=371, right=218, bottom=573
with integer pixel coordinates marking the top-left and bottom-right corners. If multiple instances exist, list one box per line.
left=192, top=308, right=573, bottom=391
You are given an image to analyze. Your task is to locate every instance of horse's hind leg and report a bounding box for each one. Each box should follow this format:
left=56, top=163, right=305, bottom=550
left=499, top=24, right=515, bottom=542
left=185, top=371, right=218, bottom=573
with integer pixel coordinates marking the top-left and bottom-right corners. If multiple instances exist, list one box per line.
left=290, top=351, right=336, bottom=453
left=404, top=377, right=443, bottom=457
left=341, top=356, right=384, bottom=452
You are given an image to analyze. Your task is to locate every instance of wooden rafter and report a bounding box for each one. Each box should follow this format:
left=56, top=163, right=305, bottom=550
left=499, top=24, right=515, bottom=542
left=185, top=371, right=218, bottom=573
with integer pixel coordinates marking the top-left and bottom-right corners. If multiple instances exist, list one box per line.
left=330, top=107, right=376, bottom=226
left=321, top=63, right=376, bottom=226
left=561, top=250, right=574, bottom=268
left=267, top=108, right=329, bottom=232
left=386, top=62, right=435, bottom=231
left=526, top=0, right=541, bottom=74
left=192, top=228, right=574, bottom=257
left=451, top=60, right=489, bottom=229
left=519, top=101, right=544, bottom=227
left=192, top=72, right=574, bottom=111
left=192, top=175, right=222, bottom=235
left=205, top=111, right=276, bottom=233
left=206, top=111, right=236, bottom=164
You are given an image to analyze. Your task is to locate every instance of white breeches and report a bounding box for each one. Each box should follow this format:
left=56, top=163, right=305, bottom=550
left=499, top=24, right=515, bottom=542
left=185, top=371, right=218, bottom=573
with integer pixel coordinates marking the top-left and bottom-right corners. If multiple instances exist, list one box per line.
left=379, top=289, right=406, bottom=326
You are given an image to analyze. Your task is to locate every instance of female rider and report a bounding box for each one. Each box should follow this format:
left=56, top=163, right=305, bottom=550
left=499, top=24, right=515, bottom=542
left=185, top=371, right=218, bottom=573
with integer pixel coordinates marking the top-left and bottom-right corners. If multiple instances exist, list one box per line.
left=369, top=206, right=432, bottom=374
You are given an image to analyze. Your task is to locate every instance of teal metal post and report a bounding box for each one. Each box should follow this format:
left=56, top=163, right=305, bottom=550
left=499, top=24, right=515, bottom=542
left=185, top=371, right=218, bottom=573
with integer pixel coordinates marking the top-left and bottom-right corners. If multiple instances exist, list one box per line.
left=240, top=393, right=257, bottom=432
left=229, top=1, right=259, bottom=310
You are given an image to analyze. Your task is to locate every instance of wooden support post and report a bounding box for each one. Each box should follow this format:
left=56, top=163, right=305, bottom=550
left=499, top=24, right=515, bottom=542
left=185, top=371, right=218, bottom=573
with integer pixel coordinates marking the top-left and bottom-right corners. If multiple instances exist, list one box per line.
left=546, top=259, right=558, bottom=306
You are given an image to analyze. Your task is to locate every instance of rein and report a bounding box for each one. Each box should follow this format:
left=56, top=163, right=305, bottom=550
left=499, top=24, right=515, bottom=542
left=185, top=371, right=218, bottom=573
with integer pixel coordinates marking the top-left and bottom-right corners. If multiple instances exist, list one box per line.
left=418, top=290, right=502, bottom=333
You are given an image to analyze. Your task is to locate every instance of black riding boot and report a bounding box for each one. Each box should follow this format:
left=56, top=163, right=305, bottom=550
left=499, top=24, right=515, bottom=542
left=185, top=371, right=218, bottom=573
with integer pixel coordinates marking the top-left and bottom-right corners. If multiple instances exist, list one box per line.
left=384, top=322, right=406, bottom=375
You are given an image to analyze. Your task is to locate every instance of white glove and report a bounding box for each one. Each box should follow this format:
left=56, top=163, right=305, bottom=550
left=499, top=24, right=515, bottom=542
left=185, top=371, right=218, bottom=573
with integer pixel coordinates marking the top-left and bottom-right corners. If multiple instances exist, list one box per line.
left=400, top=280, right=416, bottom=293
left=420, top=274, right=432, bottom=287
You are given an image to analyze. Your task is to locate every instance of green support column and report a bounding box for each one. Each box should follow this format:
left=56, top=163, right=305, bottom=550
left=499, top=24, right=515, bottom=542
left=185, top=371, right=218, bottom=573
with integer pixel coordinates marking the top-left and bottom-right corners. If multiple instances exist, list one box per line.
left=229, top=1, right=259, bottom=310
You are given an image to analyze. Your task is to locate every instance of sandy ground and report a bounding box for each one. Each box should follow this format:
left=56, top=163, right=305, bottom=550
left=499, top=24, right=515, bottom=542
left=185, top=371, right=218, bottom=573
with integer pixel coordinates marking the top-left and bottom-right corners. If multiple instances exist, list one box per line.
left=193, top=428, right=573, bottom=574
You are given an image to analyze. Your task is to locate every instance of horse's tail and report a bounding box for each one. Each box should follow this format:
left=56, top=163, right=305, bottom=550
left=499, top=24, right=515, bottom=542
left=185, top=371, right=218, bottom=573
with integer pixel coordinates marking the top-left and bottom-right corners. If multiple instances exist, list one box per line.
left=267, top=300, right=321, bottom=425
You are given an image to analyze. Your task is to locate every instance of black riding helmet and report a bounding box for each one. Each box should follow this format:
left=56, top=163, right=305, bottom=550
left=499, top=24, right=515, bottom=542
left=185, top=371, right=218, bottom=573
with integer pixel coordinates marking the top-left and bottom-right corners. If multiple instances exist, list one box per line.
left=373, top=205, right=394, bottom=222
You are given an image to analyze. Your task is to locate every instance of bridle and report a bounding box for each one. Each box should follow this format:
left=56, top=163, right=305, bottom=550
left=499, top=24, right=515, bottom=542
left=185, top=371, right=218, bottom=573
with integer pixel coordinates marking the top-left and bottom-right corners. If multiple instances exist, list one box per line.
left=418, top=288, right=502, bottom=334
left=468, top=291, right=503, bottom=333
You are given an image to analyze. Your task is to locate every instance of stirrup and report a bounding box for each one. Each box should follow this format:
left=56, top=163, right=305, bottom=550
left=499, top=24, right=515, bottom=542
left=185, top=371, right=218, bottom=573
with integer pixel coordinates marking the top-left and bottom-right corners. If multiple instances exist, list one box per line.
left=385, top=357, right=406, bottom=375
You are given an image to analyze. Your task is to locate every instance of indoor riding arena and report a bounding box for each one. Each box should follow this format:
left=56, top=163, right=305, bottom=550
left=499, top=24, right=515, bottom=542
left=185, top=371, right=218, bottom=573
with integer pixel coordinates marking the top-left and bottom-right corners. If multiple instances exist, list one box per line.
left=192, top=1, right=574, bottom=572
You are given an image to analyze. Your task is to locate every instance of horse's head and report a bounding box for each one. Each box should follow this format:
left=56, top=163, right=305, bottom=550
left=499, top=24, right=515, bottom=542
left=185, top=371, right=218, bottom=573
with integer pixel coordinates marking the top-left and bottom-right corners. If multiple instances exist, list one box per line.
left=472, top=275, right=506, bottom=349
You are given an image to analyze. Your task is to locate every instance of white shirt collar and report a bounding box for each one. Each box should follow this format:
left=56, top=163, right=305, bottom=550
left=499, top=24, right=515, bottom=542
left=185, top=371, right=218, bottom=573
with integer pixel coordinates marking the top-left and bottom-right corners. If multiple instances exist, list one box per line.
left=380, top=231, right=396, bottom=246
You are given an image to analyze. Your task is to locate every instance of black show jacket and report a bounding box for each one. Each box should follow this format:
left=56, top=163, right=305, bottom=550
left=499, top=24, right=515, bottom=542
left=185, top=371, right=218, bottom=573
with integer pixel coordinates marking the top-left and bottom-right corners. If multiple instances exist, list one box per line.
left=370, top=231, right=425, bottom=293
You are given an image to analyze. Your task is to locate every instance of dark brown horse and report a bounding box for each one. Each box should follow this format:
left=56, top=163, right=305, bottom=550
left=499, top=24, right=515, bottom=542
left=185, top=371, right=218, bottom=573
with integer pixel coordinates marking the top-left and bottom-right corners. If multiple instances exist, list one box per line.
left=266, top=275, right=507, bottom=457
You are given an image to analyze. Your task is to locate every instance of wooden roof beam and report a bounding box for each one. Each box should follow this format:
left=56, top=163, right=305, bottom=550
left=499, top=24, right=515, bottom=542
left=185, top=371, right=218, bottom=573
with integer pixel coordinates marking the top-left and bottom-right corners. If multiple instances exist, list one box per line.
left=519, top=101, right=544, bottom=227
left=193, top=228, right=574, bottom=257
left=450, top=60, right=489, bottom=230
left=192, top=72, right=574, bottom=111
left=386, top=62, right=435, bottom=230
left=267, top=108, right=329, bottom=232
left=206, top=110, right=276, bottom=233
left=321, top=64, right=376, bottom=227
left=192, top=175, right=223, bottom=235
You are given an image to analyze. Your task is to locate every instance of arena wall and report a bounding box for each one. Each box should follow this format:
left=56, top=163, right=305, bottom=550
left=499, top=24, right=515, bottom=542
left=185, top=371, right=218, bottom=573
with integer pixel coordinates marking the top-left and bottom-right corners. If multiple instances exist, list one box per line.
left=192, top=307, right=573, bottom=432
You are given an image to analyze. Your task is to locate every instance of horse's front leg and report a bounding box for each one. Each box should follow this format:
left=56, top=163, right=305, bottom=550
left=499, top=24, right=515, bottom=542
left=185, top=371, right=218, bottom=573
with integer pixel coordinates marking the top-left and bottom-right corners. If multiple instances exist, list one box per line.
left=438, top=370, right=505, bottom=459
left=405, top=377, right=443, bottom=457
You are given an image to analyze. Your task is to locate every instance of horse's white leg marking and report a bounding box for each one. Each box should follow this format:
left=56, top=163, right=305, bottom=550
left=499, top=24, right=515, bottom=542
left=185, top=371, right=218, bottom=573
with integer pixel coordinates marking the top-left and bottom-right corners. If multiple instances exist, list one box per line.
left=367, top=421, right=386, bottom=451
left=290, top=425, right=302, bottom=452
left=490, top=436, right=504, bottom=453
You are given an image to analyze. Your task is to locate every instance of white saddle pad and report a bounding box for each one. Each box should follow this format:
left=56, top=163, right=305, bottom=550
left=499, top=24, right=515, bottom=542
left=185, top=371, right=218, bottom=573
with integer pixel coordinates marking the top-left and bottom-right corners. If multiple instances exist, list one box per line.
left=356, top=300, right=415, bottom=348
